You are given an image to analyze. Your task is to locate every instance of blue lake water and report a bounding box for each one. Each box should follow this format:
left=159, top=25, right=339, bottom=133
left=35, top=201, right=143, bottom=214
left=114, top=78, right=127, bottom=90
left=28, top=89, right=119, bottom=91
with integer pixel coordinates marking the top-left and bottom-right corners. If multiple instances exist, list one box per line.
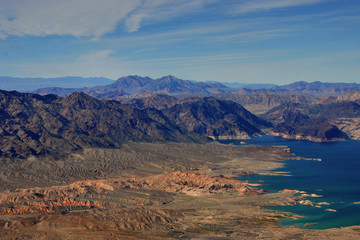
left=220, top=135, right=360, bottom=229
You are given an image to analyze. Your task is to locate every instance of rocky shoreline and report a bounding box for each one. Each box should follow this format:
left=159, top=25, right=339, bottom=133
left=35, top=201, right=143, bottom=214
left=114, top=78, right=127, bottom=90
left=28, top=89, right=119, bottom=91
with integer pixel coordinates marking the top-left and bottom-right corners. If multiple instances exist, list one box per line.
left=269, top=132, right=347, bottom=143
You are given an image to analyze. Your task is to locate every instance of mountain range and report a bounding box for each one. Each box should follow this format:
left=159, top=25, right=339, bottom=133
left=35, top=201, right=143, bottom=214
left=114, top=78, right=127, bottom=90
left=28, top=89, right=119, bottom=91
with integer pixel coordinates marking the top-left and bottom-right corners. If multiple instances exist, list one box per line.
left=0, top=90, right=274, bottom=158
left=33, top=75, right=229, bottom=98
left=0, top=90, right=208, bottom=159
left=2, top=75, right=360, bottom=147
left=30, top=75, right=360, bottom=100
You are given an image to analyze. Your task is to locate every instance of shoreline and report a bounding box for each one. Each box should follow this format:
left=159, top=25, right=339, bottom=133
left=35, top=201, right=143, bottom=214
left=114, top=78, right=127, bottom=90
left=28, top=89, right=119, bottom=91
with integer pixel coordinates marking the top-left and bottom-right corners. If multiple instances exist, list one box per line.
left=237, top=136, right=360, bottom=231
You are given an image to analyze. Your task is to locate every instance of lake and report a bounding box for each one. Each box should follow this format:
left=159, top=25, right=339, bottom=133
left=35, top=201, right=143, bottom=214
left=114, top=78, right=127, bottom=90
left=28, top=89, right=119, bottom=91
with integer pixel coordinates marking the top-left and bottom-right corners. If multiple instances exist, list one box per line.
left=221, top=135, right=360, bottom=229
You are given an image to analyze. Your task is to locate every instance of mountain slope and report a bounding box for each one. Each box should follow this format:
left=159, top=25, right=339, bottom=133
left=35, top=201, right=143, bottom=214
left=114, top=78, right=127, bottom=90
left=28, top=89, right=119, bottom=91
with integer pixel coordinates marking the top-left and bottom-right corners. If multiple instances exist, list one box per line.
left=214, top=92, right=318, bottom=115
left=273, top=81, right=360, bottom=96
left=162, top=97, right=271, bottom=140
left=336, top=90, right=360, bottom=103
left=263, top=103, right=350, bottom=141
left=0, top=90, right=206, bottom=159
left=129, top=94, right=178, bottom=110
left=268, top=108, right=347, bottom=142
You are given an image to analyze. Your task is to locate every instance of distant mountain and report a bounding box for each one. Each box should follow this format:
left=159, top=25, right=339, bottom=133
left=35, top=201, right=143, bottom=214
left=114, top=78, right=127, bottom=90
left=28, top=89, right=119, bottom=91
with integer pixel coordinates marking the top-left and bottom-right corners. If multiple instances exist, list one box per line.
left=31, top=76, right=360, bottom=100
left=90, top=75, right=228, bottom=96
left=273, top=81, right=360, bottom=96
left=33, top=87, right=88, bottom=97
left=226, top=81, right=360, bottom=97
left=214, top=92, right=319, bottom=115
left=220, top=82, right=277, bottom=89
left=0, top=90, right=206, bottom=159
left=32, top=75, right=229, bottom=99
left=0, top=76, right=114, bottom=91
left=280, top=81, right=360, bottom=90
left=162, top=97, right=271, bottom=140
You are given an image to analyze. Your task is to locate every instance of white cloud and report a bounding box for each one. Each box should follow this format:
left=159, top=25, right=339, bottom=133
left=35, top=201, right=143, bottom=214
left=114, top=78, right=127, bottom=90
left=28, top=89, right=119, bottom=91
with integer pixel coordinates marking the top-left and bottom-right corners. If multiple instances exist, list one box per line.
left=233, top=0, right=326, bottom=14
left=0, top=0, right=213, bottom=39
left=124, top=0, right=212, bottom=32
left=78, top=49, right=116, bottom=62
left=0, top=0, right=142, bottom=39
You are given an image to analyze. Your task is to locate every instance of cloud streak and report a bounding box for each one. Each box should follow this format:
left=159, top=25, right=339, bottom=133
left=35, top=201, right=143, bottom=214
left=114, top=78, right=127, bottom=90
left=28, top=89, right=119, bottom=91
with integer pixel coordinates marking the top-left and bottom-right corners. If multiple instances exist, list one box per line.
left=0, top=0, right=332, bottom=39
left=124, top=0, right=212, bottom=32
left=209, top=29, right=292, bottom=43
left=233, top=0, right=326, bottom=13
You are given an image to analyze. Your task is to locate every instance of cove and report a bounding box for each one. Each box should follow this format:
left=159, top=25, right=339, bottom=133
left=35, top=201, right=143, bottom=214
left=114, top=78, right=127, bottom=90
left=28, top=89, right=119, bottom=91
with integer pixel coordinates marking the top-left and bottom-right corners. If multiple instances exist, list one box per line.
left=220, top=135, right=360, bottom=229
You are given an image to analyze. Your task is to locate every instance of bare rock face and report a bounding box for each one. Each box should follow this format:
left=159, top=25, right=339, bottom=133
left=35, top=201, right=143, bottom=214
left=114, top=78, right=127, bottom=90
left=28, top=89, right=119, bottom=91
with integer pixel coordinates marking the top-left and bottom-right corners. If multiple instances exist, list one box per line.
left=264, top=105, right=348, bottom=142
left=0, top=90, right=206, bottom=159
left=162, top=97, right=271, bottom=140
left=337, top=90, right=360, bottom=102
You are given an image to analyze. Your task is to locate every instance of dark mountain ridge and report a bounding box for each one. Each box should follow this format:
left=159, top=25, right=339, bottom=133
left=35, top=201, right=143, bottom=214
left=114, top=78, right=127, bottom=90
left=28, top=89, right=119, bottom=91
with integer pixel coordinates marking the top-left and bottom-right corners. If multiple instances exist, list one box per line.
left=0, top=90, right=205, bottom=159
left=270, top=108, right=347, bottom=142
left=262, top=101, right=360, bottom=141
left=0, top=90, right=273, bottom=159
left=162, top=97, right=271, bottom=140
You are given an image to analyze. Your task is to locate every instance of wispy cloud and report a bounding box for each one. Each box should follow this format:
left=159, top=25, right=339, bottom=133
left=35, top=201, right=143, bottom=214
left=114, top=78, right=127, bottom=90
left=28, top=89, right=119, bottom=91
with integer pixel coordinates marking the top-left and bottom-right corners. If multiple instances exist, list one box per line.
left=323, top=15, right=360, bottom=23
left=0, top=0, right=214, bottom=39
left=95, top=24, right=241, bottom=49
left=209, top=29, right=292, bottom=43
left=232, top=0, right=326, bottom=14
left=0, top=0, right=142, bottom=39
left=124, top=0, right=214, bottom=32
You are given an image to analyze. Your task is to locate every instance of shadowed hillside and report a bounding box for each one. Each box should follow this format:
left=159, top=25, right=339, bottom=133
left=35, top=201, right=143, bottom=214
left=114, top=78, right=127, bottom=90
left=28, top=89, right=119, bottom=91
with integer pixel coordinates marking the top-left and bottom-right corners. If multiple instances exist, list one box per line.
left=163, top=97, right=271, bottom=140
left=0, top=90, right=205, bottom=159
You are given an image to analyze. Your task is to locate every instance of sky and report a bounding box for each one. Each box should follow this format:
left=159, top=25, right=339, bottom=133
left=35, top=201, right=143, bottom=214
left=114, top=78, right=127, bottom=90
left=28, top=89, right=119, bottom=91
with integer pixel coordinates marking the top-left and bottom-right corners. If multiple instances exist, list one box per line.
left=0, top=0, right=359, bottom=84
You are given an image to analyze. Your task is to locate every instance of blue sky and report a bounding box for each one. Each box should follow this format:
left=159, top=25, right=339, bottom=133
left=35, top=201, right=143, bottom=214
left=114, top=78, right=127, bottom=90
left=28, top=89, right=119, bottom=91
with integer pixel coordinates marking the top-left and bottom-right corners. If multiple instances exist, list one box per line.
left=0, top=0, right=359, bottom=84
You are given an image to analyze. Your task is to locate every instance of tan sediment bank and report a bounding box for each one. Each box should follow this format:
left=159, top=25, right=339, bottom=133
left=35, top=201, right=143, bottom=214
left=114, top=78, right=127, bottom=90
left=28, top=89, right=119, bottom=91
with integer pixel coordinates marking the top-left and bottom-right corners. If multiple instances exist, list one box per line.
left=0, top=142, right=359, bottom=239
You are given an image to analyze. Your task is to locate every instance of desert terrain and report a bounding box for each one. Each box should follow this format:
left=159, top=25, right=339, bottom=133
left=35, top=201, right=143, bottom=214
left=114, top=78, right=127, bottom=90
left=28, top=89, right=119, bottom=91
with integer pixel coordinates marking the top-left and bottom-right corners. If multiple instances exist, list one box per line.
left=0, top=142, right=359, bottom=239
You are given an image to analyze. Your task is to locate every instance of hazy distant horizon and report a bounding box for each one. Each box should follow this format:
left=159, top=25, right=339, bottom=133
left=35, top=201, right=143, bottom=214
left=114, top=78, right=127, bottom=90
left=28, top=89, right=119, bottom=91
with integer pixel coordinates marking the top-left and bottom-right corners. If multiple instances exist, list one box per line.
left=2, top=74, right=360, bottom=92
left=0, top=0, right=359, bottom=84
